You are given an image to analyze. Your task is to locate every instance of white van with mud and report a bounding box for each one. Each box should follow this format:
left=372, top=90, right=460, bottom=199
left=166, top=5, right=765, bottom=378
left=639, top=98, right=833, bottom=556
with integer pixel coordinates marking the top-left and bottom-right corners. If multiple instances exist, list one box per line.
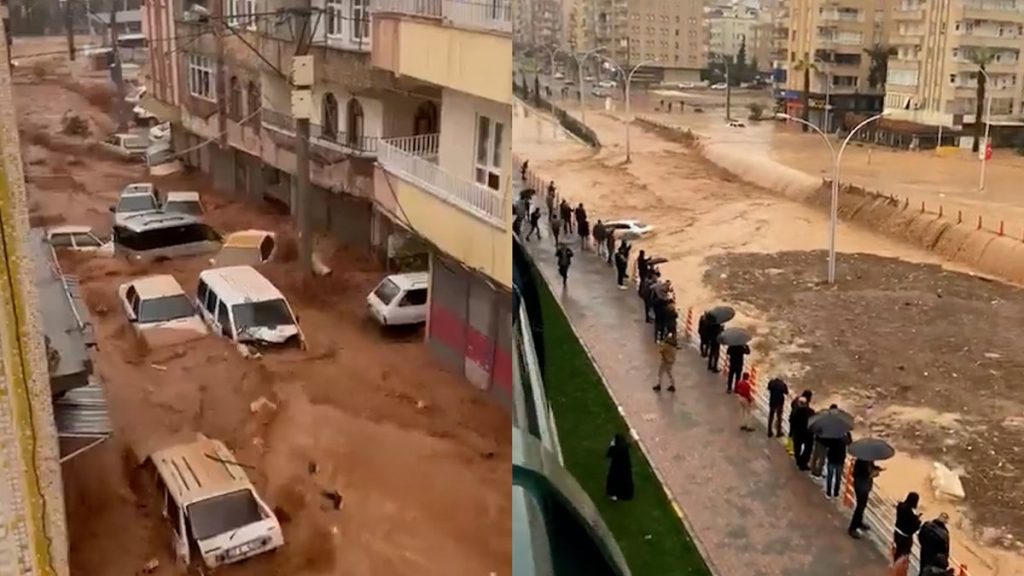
left=147, top=434, right=284, bottom=569
left=196, top=265, right=305, bottom=349
left=366, top=272, right=429, bottom=326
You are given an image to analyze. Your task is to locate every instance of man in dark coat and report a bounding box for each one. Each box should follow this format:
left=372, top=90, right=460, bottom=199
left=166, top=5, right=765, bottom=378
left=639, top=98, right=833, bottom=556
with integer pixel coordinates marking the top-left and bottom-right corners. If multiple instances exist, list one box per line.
left=555, top=244, right=574, bottom=288
left=651, top=279, right=670, bottom=341
left=574, top=203, right=588, bottom=233
left=706, top=320, right=723, bottom=372
left=664, top=300, right=679, bottom=341
left=789, top=392, right=815, bottom=470
left=640, top=273, right=657, bottom=323
left=697, top=311, right=713, bottom=357
left=593, top=220, right=607, bottom=258
left=614, top=247, right=629, bottom=289
left=526, top=207, right=542, bottom=241
left=918, top=514, right=952, bottom=574
left=605, top=230, right=616, bottom=265
left=848, top=458, right=879, bottom=538
left=559, top=199, right=573, bottom=234
left=766, top=376, right=789, bottom=437
left=725, top=343, right=750, bottom=393
left=605, top=433, right=634, bottom=501
left=577, top=217, right=590, bottom=250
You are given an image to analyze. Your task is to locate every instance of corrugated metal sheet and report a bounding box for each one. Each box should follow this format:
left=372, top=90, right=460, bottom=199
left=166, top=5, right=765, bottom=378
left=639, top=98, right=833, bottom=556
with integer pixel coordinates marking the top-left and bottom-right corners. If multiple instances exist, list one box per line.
left=54, top=382, right=111, bottom=438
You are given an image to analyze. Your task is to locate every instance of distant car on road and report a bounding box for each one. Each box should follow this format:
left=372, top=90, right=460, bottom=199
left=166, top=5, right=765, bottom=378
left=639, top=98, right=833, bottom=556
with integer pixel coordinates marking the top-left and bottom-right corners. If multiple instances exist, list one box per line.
left=583, top=75, right=595, bottom=82
left=597, top=80, right=617, bottom=89
left=553, top=72, right=565, bottom=80
left=604, top=219, right=655, bottom=239
left=710, top=82, right=728, bottom=90
left=591, top=88, right=610, bottom=98
left=727, top=120, right=746, bottom=128
left=100, top=133, right=149, bottom=160
left=563, top=79, right=575, bottom=86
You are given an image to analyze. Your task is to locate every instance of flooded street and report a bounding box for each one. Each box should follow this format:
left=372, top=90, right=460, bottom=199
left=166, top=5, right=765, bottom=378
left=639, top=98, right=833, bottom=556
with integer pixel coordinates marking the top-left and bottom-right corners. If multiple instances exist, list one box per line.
left=514, top=101, right=1024, bottom=575
left=18, top=43, right=510, bottom=576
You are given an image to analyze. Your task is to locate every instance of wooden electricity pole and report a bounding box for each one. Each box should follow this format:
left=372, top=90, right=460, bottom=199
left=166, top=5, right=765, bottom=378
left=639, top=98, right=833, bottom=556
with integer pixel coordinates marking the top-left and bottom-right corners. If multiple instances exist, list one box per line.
left=64, top=0, right=76, bottom=61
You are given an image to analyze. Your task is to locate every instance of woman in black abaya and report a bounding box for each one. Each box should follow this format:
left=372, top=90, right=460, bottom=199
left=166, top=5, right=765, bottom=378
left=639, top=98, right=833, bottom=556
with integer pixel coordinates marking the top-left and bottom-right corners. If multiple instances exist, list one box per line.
left=605, top=433, right=635, bottom=501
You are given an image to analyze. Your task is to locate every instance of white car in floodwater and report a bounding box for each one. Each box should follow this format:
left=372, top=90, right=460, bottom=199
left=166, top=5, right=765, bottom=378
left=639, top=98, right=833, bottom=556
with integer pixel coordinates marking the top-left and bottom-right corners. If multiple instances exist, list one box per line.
left=604, top=219, right=655, bottom=239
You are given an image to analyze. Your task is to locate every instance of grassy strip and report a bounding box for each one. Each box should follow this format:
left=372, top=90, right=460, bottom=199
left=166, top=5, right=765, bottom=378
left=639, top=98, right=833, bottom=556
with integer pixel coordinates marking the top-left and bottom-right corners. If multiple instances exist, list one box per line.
left=534, top=269, right=711, bottom=576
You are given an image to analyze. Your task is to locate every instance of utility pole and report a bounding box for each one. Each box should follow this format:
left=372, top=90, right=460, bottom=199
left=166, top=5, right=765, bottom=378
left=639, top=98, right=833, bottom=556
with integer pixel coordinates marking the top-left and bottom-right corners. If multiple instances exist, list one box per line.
left=291, top=7, right=315, bottom=275
left=64, top=0, right=76, bottom=61
left=109, top=0, right=127, bottom=129
left=724, top=58, right=732, bottom=121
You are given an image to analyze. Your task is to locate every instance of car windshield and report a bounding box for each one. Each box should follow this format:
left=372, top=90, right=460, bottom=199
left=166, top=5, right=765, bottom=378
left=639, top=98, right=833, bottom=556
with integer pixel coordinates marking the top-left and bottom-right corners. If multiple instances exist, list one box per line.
left=186, top=489, right=264, bottom=542
left=164, top=200, right=203, bottom=216
left=117, top=194, right=158, bottom=213
left=138, top=294, right=195, bottom=324
left=232, top=299, right=294, bottom=331
left=373, top=278, right=401, bottom=305
left=123, top=136, right=148, bottom=150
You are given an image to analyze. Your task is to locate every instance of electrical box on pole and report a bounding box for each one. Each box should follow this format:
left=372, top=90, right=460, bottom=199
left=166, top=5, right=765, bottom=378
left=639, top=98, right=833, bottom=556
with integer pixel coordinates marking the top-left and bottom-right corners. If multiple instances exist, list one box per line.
left=291, top=55, right=314, bottom=87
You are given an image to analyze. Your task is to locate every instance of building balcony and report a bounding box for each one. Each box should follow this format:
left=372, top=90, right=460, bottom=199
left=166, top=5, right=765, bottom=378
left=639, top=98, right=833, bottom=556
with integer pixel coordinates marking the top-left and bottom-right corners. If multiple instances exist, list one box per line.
left=370, top=0, right=512, bottom=104
left=374, top=134, right=510, bottom=286
left=890, top=33, right=923, bottom=45
left=819, top=11, right=864, bottom=23
left=956, top=32, right=1024, bottom=48
left=260, top=108, right=380, bottom=157
left=962, top=4, right=1024, bottom=23
left=892, top=9, right=924, bottom=21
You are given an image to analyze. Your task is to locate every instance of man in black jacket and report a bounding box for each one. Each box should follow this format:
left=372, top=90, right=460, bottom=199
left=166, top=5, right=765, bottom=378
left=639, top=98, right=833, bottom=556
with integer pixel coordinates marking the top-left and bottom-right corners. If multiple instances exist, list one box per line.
left=706, top=321, right=723, bottom=372
left=918, top=514, right=952, bottom=574
left=698, top=312, right=712, bottom=357
left=766, top=377, right=789, bottom=437
left=789, top=392, right=815, bottom=470
left=725, top=344, right=750, bottom=393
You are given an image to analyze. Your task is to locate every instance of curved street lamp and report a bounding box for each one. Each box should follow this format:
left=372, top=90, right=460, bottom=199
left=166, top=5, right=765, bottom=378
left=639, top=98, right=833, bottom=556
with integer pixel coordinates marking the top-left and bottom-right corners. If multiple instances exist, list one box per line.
left=780, top=112, right=889, bottom=283
left=977, top=67, right=993, bottom=192
left=575, top=46, right=606, bottom=123
left=599, top=57, right=658, bottom=163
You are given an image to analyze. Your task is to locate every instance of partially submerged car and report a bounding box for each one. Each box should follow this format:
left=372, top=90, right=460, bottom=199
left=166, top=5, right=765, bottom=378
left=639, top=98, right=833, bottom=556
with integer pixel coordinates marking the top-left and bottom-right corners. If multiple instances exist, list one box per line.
left=113, top=212, right=222, bottom=261
left=163, top=191, right=205, bottom=216
left=366, top=272, right=429, bottom=326
left=100, top=133, right=148, bottom=160
left=604, top=219, right=655, bottom=240
left=147, top=434, right=285, bottom=569
left=211, top=229, right=277, bottom=267
left=111, top=183, right=161, bottom=224
left=117, top=275, right=208, bottom=346
left=46, top=225, right=113, bottom=255
left=196, top=265, right=305, bottom=349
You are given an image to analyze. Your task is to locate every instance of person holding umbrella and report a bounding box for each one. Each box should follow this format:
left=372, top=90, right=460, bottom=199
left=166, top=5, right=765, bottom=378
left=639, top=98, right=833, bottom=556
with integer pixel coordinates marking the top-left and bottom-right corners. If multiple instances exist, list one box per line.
left=846, top=437, right=895, bottom=538
left=706, top=320, right=724, bottom=373
left=725, top=342, right=750, bottom=393
left=636, top=249, right=650, bottom=287
left=789, top=392, right=816, bottom=470
left=698, top=311, right=713, bottom=357
left=824, top=431, right=851, bottom=499
left=809, top=404, right=852, bottom=479
left=640, top=272, right=657, bottom=323
left=766, top=376, right=789, bottom=438
left=605, top=433, right=635, bottom=501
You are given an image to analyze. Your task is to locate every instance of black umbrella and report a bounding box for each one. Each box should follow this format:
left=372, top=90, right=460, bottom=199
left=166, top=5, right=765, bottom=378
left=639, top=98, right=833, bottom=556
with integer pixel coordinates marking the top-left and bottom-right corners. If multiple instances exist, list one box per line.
left=717, top=327, right=751, bottom=346
left=647, top=256, right=669, bottom=266
left=809, top=409, right=855, bottom=439
left=848, top=438, right=896, bottom=462
left=709, top=306, right=735, bottom=324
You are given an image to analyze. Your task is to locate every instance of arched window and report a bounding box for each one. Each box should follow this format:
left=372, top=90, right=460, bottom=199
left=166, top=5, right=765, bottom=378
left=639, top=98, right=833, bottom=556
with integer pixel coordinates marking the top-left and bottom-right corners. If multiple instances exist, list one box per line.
left=246, top=81, right=261, bottom=131
left=346, top=98, right=364, bottom=147
left=228, top=76, right=241, bottom=120
left=413, top=100, right=438, bottom=136
left=321, top=92, right=339, bottom=140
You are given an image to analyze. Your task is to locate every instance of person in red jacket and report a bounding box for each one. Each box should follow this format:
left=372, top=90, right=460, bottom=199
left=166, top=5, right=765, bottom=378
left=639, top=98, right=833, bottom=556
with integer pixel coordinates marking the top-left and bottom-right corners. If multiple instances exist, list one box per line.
left=734, top=372, right=755, bottom=432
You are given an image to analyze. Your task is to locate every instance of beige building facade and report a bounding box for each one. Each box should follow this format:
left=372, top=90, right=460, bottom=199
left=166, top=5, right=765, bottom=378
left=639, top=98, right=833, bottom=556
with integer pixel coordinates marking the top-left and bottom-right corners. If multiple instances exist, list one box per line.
left=783, top=0, right=892, bottom=128
left=626, top=0, right=706, bottom=80
left=885, top=0, right=1024, bottom=127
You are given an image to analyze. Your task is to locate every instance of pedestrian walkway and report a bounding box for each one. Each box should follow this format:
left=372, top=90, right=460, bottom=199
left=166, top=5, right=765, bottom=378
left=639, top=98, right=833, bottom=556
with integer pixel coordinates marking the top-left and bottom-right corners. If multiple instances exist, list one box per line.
left=515, top=177, right=890, bottom=575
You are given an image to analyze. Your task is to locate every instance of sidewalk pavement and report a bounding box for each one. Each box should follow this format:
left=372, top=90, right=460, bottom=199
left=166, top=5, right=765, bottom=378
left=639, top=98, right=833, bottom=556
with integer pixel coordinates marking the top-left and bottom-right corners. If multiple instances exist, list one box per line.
left=517, top=197, right=890, bottom=575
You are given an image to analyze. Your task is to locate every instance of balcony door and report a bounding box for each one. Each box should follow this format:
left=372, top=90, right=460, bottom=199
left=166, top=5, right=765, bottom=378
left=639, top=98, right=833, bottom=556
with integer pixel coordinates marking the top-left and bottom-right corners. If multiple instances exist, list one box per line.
left=474, top=115, right=503, bottom=191
left=414, top=101, right=438, bottom=136
left=326, top=0, right=371, bottom=48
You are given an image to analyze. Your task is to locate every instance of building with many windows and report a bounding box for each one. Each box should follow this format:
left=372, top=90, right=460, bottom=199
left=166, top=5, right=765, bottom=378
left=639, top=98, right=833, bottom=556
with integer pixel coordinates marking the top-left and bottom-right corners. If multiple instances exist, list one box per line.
left=782, top=0, right=893, bottom=130
left=885, top=0, right=1024, bottom=132
left=142, top=0, right=514, bottom=407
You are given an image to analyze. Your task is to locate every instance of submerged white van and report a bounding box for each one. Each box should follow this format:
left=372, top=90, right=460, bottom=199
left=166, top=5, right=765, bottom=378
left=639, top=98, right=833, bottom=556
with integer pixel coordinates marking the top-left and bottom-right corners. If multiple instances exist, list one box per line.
left=366, top=272, right=429, bottom=326
left=148, top=434, right=284, bottom=568
left=196, top=265, right=305, bottom=349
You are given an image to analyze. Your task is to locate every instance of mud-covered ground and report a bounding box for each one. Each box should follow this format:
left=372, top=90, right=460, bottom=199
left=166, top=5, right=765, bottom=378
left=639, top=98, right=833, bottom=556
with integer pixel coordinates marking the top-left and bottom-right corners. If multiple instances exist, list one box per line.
left=705, top=251, right=1024, bottom=540
left=15, top=41, right=511, bottom=576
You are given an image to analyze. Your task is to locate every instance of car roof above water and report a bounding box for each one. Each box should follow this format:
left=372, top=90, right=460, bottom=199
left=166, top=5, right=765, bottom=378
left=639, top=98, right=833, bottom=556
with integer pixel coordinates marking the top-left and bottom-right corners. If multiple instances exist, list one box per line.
left=198, top=265, right=287, bottom=306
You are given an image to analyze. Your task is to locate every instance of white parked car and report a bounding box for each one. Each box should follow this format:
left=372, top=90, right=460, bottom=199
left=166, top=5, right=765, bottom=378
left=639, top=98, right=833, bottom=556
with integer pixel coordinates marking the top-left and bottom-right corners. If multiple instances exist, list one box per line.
left=100, top=133, right=149, bottom=160
left=553, top=72, right=565, bottom=80
left=583, top=75, right=595, bottom=82
left=604, top=219, right=655, bottom=239
left=111, top=183, right=161, bottom=224
left=163, top=191, right=205, bottom=216
left=45, top=225, right=113, bottom=255
left=117, top=274, right=208, bottom=345
left=367, top=272, right=429, bottom=327
left=147, top=434, right=285, bottom=569
left=149, top=121, right=170, bottom=142
left=133, top=105, right=158, bottom=126
left=710, top=82, right=728, bottom=90
left=124, top=85, right=147, bottom=105
left=597, top=80, right=617, bottom=88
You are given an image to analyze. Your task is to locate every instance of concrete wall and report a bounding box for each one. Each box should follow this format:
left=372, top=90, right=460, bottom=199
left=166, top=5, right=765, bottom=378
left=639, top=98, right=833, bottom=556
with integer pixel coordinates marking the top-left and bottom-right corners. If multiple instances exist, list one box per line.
left=438, top=88, right=513, bottom=185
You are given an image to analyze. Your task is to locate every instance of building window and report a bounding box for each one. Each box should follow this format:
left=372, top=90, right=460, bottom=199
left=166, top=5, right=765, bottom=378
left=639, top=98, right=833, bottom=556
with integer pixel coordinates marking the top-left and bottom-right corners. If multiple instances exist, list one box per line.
left=474, top=115, right=503, bottom=191
left=228, top=76, right=242, bottom=120
left=327, top=0, right=343, bottom=36
left=352, top=0, right=369, bottom=42
left=321, top=92, right=339, bottom=140
left=227, top=0, right=257, bottom=28
left=413, top=101, right=438, bottom=135
left=346, top=98, right=364, bottom=147
left=187, top=54, right=214, bottom=101
left=327, top=0, right=370, bottom=45
left=247, top=81, right=261, bottom=130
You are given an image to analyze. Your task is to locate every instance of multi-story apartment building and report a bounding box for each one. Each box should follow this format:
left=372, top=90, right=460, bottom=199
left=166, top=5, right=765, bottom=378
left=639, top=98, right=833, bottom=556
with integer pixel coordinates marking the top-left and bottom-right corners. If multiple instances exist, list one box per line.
left=707, top=5, right=759, bottom=62
left=782, top=0, right=893, bottom=130
left=886, top=0, right=1024, bottom=133
left=143, top=0, right=514, bottom=407
left=513, top=0, right=564, bottom=49
left=770, top=0, right=791, bottom=86
left=625, top=0, right=706, bottom=82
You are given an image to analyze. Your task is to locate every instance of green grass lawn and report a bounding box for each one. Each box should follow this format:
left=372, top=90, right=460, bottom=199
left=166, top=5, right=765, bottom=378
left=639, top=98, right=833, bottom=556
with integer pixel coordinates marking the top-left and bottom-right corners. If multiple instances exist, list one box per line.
left=535, top=269, right=712, bottom=576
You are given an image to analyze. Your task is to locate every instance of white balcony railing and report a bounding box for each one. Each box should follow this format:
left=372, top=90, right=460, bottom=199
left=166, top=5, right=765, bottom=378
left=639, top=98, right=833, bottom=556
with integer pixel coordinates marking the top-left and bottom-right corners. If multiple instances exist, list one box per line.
left=370, top=0, right=512, bottom=34
left=377, top=135, right=506, bottom=227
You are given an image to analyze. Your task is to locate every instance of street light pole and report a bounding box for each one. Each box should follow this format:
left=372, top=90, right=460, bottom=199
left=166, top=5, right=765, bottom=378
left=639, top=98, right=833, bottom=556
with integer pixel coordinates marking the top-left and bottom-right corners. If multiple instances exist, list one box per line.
left=624, top=59, right=657, bottom=163
left=814, top=57, right=832, bottom=132
left=978, top=68, right=992, bottom=192
left=576, top=46, right=605, bottom=124
left=782, top=112, right=888, bottom=283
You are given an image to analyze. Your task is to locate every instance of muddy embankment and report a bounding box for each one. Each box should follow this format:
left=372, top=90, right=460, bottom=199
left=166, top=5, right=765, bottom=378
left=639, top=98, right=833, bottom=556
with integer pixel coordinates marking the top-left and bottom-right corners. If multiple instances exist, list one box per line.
left=636, top=116, right=1024, bottom=284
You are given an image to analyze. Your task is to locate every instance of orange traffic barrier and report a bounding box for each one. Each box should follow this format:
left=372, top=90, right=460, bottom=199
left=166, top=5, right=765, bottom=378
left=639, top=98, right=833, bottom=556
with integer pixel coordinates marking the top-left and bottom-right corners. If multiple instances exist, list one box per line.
left=684, top=307, right=694, bottom=342
left=842, top=460, right=855, bottom=508
left=749, top=366, right=759, bottom=390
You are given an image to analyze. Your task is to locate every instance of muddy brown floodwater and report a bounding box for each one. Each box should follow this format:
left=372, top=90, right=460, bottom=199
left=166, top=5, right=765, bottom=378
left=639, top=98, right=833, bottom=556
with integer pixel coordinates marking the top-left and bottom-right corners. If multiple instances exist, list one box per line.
left=16, top=44, right=511, bottom=576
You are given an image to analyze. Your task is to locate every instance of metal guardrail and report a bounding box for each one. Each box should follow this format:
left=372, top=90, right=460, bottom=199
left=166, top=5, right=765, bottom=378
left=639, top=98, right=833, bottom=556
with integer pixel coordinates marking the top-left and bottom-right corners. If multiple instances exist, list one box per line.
left=261, top=108, right=380, bottom=155
left=515, top=153, right=976, bottom=576
left=376, top=135, right=506, bottom=226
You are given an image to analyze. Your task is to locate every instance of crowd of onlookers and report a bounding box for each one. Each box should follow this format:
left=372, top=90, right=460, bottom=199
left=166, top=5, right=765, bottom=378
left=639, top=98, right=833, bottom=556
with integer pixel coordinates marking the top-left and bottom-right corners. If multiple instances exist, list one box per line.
left=515, top=165, right=960, bottom=576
